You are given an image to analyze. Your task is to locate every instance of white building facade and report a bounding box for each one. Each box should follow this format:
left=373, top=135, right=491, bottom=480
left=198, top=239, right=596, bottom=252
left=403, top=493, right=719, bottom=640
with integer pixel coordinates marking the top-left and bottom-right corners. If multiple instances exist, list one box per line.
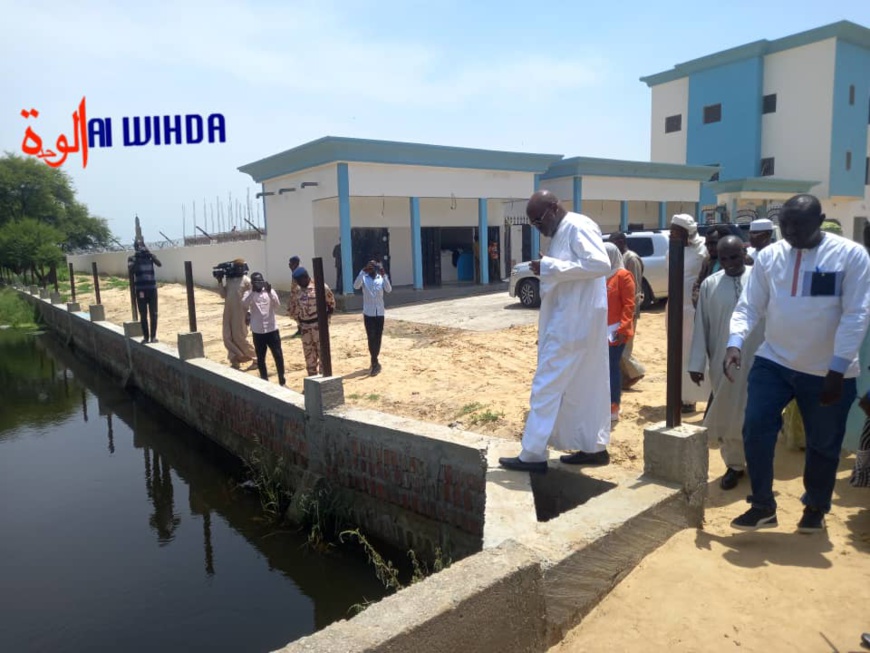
left=642, top=20, right=870, bottom=237
left=238, top=138, right=715, bottom=293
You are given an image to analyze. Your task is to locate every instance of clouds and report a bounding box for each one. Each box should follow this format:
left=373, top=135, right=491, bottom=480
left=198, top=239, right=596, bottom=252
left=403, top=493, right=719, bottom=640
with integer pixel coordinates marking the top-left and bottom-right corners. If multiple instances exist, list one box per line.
left=3, top=0, right=606, bottom=107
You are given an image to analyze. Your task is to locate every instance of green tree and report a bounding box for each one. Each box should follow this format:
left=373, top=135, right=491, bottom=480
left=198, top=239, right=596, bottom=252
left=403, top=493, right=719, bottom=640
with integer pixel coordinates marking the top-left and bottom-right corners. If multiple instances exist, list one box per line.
left=0, top=152, right=112, bottom=249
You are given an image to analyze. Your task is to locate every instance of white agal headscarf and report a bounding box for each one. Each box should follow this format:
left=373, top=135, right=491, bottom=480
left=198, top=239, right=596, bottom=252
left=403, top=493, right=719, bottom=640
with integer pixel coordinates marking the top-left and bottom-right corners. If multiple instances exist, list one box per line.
left=604, top=242, right=624, bottom=279
left=672, top=213, right=706, bottom=249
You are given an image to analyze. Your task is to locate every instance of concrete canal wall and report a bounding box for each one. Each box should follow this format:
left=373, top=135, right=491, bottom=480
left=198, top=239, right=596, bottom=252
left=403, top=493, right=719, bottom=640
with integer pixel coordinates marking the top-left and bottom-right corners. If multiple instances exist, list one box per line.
left=27, top=291, right=488, bottom=560
left=19, top=288, right=709, bottom=652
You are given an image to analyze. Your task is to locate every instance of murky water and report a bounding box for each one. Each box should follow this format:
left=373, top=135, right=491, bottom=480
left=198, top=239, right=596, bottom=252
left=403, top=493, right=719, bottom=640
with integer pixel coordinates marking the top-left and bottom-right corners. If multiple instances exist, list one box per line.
left=0, top=330, right=386, bottom=653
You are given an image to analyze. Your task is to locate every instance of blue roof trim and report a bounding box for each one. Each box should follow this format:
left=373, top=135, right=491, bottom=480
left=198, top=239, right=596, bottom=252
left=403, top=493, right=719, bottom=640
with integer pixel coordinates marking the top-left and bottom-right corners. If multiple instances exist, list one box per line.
left=706, top=177, right=820, bottom=194
left=640, top=20, right=870, bottom=87
left=542, top=156, right=718, bottom=182
left=238, top=136, right=564, bottom=182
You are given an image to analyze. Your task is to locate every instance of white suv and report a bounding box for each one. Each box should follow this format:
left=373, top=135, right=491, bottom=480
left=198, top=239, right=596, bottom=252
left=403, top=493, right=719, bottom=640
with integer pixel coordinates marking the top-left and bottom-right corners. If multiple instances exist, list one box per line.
left=508, top=230, right=670, bottom=309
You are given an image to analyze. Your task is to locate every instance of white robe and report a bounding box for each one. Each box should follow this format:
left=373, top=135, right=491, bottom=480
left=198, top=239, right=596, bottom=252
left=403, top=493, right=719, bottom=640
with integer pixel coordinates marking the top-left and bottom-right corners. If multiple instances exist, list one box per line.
left=667, top=239, right=711, bottom=404
left=688, top=269, right=763, bottom=470
left=520, top=213, right=611, bottom=461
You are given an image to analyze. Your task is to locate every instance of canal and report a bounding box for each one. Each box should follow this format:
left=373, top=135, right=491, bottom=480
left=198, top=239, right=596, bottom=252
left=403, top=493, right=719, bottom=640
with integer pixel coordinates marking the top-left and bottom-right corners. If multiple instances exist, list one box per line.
left=0, top=329, right=387, bottom=652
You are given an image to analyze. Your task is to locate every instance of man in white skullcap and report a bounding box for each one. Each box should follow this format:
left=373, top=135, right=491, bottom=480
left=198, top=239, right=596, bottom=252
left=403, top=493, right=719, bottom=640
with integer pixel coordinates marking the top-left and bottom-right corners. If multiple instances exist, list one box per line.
left=747, top=218, right=774, bottom=259
left=669, top=214, right=711, bottom=413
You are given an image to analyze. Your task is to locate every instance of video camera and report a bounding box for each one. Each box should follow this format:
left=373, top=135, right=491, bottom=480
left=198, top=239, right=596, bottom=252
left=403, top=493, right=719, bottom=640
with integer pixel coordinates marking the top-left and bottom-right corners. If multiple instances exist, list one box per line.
left=212, top=260, right=249, bottom=282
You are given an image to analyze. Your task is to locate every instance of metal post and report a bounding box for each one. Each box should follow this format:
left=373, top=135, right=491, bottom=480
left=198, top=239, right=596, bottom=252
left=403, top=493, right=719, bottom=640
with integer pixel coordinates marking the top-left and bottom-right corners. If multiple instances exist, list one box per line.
left=312, top=257, right=333, bottom=377
left=666, top=229, right=686, bottom=428
left=128, top=268, right=138, bottom=321
left=68, top=262, right=76, bottom=302
left=51, top=263, right=59, bottom=292
left=92, top=262, right=101, bottom=305
left=184, top=261, right=197, bottom=332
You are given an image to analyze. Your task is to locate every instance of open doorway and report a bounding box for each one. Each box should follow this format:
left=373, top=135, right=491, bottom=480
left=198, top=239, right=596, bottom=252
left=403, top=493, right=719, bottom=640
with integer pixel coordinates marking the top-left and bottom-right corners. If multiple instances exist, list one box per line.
left=439, top=227, right=475, bottom=283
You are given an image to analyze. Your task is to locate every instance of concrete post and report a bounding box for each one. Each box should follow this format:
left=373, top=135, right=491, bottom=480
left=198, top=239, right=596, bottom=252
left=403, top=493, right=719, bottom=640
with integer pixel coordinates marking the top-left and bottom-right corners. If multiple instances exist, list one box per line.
left=177, top=332, right=205, bottom=360
left=478, top=198, right=489, bottom=285
left=50, top=292, right=63, bottom=305
left=88, top=304, right=106, bottom=322
left=643, top=423, right=708, bottom=526
left=29, top=285, right=38, bottom=295
left=410, top=197, right=423, bottom=290
left=531, top=174, right=541, bottom=261
left=39, top=288, right=49, bottom=299
left=303, top=376, right=345, bottom=417
left=572, top=176, right=582, bottom=214
left=66, top=302, right=81, bottom=313
left=123, top=321, right=142, bottom=338
left=620, top=200, right=629, bottom=232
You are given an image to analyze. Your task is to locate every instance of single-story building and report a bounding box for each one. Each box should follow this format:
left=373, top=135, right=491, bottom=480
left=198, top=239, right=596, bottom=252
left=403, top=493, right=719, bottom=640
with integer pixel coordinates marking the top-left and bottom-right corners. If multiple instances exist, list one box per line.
left=238, top=137, right=718, bottom=294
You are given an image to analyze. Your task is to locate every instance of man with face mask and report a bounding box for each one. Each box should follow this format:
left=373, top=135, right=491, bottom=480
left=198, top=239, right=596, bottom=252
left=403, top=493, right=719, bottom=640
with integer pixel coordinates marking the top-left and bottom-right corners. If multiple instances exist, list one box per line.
left=499, top=190, right=611, bottom=473
left=725, top=194, right=870, bottom=532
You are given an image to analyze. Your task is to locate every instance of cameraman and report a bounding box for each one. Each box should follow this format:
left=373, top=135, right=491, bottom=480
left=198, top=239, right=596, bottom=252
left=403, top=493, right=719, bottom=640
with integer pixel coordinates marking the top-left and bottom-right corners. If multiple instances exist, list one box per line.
left=353, top=259, right=391, bottom=376
left=127, top=240, right=162, bottom=343
left=242, top=272, right=286, bottom=386
left=217, top=258, right=257, bottom=370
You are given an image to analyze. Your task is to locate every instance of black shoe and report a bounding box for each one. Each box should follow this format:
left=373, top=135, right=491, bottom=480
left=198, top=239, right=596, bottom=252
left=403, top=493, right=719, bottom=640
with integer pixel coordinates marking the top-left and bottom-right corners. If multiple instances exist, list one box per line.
left=720, top=468, right=745, bottom=490
left=150, top=338, right=159, bottom=344
left=681, top=402, right=697, bottom=414
left=498, top=456, right=547, bottom=474
left=731, top=506, right=778, bottom=531
left=797, top=506, right=825, bottom=533
left=370, top=363, right=382, bottom=377
left=279, top=377, right=286, bottom=387
left=560, top=450, right=610, bottom=466
left=141, top=337, right=150, bottom=344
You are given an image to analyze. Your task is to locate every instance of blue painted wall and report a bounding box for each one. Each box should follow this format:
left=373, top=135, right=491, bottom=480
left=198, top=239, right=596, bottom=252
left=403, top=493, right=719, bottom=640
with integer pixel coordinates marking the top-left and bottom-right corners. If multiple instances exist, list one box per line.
left=686, top=56, right=764, bottom=207
left=829, top=41, right=870, bottom=198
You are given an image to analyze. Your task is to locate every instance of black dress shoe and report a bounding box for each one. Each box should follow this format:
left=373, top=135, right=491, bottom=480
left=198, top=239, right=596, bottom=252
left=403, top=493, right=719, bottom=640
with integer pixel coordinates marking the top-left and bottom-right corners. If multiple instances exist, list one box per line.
left=560, top=450, right=610, bottom=466
left=370, top=363, right=382, bottom=377
left=681, top=402, right=697, bottom=414
left=498, top=456, right=547, bottom=474
left=719, top=467, right=745, bottom=490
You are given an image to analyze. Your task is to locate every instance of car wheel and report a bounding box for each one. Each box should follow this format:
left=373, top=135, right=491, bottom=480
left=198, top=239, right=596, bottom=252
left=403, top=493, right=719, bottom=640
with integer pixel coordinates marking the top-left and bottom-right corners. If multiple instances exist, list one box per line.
left=641, top=279, right=655, bottom=310
left=517, top=278, right=541, bottom=308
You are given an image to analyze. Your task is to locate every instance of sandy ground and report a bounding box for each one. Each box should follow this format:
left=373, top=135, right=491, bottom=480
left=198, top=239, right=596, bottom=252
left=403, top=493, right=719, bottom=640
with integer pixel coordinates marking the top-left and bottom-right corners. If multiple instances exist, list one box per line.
left=66, top=277, right=869, bottom=652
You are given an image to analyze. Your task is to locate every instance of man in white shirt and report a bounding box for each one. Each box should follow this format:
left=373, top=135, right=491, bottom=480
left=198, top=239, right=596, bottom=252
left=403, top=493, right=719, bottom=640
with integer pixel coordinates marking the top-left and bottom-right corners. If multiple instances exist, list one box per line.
left=499, top=190, right=611, bottom=473
left=353, top=260, right=392, bottom=376
left=725, top=194, right=870, bottom=532
left=241, top=272, right=286, bottom=386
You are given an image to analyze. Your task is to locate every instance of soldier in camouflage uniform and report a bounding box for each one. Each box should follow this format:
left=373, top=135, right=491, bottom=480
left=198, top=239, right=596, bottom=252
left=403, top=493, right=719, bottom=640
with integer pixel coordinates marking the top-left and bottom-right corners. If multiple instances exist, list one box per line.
left=287, top=267, right=336, bottom=376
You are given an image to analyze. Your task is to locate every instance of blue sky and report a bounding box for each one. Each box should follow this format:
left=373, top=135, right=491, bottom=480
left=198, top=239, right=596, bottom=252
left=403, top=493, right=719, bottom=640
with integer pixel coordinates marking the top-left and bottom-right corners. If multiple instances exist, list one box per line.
left=1, top=0, right=867, bottom=245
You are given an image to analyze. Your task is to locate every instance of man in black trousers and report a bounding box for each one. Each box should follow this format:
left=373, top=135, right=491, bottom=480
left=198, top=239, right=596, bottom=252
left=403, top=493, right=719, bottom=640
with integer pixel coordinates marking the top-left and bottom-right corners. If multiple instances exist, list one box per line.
left=353, top=259, right=391, bottom=376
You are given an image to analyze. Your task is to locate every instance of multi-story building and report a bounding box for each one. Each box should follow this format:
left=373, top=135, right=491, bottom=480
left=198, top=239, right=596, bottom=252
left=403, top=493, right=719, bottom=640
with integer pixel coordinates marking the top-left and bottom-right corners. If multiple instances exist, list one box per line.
left=641, top=20, right=870, bottom=238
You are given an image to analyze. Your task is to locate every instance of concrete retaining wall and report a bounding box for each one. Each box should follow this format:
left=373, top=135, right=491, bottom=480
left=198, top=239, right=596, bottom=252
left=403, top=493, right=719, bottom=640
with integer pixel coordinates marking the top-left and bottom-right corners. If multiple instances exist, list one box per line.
left=25, top=290, right=487, bottom=560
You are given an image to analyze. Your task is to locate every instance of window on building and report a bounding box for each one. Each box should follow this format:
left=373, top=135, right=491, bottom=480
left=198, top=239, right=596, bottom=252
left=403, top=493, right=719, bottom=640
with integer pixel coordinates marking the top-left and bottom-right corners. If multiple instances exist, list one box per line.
left=846, top=151, right=852, bottom=171
left=664, top=114, right=682, bottom=133
left=703, top=104, right=722, bottom=124
left=849, top=85, right=855, bottom=105
left=761, top=157, right=775, bottom=176
left=763, top=94, right=777, bottom=114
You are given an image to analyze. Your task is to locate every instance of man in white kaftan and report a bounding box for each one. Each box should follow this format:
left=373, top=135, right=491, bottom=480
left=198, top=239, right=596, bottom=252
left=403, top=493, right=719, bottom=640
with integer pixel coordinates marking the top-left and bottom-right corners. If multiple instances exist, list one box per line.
left=668, top=213, right=711, bottom=412
left=688, top=236, right=763, bottom=490
left=499, top=191, right=611, bottom=473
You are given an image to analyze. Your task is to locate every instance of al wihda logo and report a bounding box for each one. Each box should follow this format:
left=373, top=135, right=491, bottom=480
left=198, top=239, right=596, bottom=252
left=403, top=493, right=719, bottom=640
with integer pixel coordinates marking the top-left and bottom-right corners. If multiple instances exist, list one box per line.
left=19, top=97, right=227, bottom=169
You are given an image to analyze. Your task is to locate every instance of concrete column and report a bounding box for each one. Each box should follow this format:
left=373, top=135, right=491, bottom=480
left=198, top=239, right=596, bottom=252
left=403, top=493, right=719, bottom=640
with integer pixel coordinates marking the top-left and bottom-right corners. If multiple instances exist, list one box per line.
left=620, top=200, right=629, bottom=232
left=572, top=176, right=582, bottom=214
left=89, top=304, right=106, bottom=322
left=39, top=288, right=49, bottom=299
left=337, top=162, right=353, bottom=295
left=66, top=302, right=81, bottom=313
left=123, top=321, right=142, bottom=338
left=29, top=285, right=38, bottom=295
left=694, top=201, right=701, bottom=221
left=478, top=198, right=489, bottom=285
left=177, top=332, right=204, bottom=360
left=50, top=292, right=63, bottom=305
left=410, top=197, right=423, bottom=290
left=643, top=423, right=708, bottom=526
left=530, top=174, right=541, bottom=260
left=658, top=201, right=667, bottom=229
left=304, top=375, right=345, bottom=417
